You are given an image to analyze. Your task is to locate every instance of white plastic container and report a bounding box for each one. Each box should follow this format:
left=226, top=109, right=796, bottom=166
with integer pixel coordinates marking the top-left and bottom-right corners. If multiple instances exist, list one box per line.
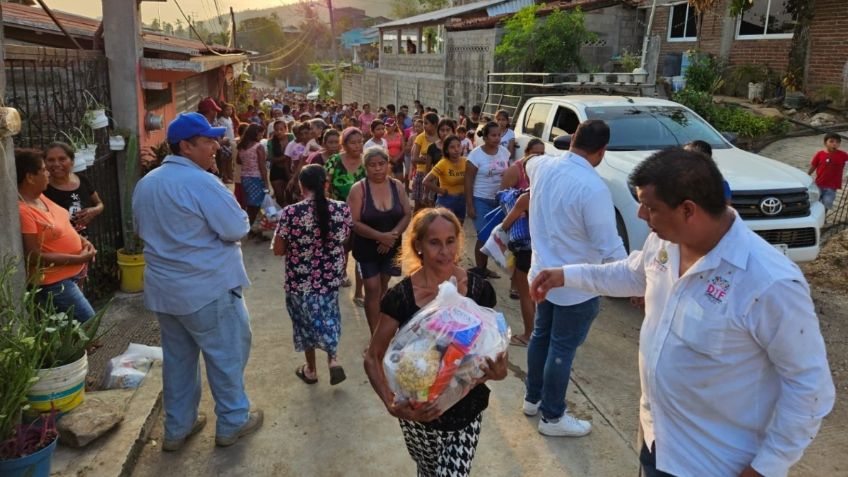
left=87, top=109, right=109, bottom=129
left=27, top=352, right=88, bottom=414
left=109, top=135, right=126, bottom=151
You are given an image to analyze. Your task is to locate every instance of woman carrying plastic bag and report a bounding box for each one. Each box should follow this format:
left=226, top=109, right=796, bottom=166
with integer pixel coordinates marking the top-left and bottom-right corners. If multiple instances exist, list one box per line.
left=364, top=208, right=509, bottom=477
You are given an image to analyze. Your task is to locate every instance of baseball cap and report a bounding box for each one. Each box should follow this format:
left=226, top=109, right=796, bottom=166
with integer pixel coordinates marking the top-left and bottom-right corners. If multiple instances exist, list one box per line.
left=197, top=97, right=222, bottom=113
left=167, top=112, right=226, bottom=144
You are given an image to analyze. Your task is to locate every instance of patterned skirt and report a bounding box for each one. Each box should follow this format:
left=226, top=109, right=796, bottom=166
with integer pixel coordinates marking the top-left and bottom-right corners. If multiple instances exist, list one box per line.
left=398, top=414, right=483, bottom=477
left=242, top=176, right=265, bottom=207
left=285, top=290, right=342, bottom=356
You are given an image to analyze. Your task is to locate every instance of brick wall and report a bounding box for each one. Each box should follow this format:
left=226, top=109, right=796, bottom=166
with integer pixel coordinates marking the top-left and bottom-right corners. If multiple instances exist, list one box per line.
left=807, top=0, right=848, bottom=94
left=651, top=0, right=848, bottom=93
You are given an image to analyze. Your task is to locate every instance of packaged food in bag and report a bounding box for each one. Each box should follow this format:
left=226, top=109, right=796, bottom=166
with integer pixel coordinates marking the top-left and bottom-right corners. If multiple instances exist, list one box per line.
left=383, top=279, right=510, bottom=412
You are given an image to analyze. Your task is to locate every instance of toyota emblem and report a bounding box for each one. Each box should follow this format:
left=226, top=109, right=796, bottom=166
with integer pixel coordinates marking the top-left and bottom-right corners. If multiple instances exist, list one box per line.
left=759, top=197, right=783, bottom=216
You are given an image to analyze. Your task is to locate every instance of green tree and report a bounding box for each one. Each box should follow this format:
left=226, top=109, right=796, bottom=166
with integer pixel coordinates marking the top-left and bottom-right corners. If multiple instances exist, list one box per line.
left=309, top=64, right=340, bottom=99
left=496, top=5, right=596, bottom=73
left=162, top=21, right=175, bottom=36
left=390, top=0, right=448, bottom=19
left=149, top=18, right=162, bottom=32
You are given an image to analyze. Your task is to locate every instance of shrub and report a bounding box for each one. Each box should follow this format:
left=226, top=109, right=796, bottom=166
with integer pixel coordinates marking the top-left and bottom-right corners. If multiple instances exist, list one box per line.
left=722, top=63, right=772, bottom=97
left=674, top=87, right=788, bottom=139
left=683, top=51, right=724, bottom=93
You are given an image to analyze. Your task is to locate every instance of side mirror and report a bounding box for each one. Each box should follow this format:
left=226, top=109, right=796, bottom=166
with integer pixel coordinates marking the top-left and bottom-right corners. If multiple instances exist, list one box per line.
left=721, top=132, right=738, bottom=145
left=553, top=134, right=571, bottom=150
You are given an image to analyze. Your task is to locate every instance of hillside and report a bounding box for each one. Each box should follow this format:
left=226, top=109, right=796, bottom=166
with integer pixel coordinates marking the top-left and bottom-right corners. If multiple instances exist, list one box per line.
left=206, top=1, right=393, bottom=29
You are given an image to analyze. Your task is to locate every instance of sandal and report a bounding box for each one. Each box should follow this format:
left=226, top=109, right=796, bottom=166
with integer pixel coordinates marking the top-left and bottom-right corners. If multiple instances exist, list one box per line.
left=509, top=288, right=519, bottom=300
left=295, top=365, right=318, bottom=384
left=329, top=366, right=347, bottom=385
left=353, top=296, right=365, bottom=308
left=510, top=335, right=530, bottom=347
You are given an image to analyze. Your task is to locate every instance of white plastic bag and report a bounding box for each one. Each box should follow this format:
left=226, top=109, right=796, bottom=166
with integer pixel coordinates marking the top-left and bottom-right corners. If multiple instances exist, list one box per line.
left=383, top=279, right=510, bottom=412
left=480, top=223, right=515, bottom=273
left=106, top=343, right=163, bottom=389
left=260, top=193, right=280, bottom=221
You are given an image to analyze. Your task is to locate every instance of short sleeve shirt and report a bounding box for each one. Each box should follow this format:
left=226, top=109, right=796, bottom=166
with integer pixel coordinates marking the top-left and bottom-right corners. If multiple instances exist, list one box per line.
left=467, top=146, right=510, bottom=199
left=811, top=149, right=848, bottom=189
left=276, top=199, right=353, bottom=295
left=430, top=158, right=467, bottom=195
left=18, top=195, right=84, bottom=285
left=285, top=141, right=308, bottom=163
left=414, top=133, right=434, bottom=172
left=324, top=153, right=366, bottom=200
left=44, top=175, right=97, bottom=235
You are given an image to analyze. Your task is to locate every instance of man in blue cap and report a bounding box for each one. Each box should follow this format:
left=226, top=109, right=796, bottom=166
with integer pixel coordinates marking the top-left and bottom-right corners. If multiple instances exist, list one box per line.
left=133, top=112, right=263, bottom=451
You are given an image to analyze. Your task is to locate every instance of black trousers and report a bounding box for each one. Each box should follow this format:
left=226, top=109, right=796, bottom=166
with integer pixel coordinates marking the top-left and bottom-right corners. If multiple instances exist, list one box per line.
left=640, top=441, right=677, bottom=477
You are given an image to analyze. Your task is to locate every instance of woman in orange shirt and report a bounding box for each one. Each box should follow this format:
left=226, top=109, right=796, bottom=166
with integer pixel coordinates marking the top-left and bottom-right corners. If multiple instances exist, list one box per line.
left=16, top=148, right=97, bottom=322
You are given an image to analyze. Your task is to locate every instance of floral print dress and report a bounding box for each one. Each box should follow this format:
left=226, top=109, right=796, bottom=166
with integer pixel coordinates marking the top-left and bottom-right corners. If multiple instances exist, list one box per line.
left=276, top=198, right=353, bottom=355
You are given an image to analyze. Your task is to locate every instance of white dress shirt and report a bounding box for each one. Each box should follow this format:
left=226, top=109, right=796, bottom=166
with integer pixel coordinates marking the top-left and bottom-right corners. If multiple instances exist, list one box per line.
left=526, top=152, right=626, bottom=306
left=562, top=215, right=835, bottom=477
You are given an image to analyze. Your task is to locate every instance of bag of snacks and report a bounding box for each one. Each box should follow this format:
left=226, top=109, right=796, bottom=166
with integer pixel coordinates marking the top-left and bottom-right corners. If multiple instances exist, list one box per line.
left=383, top=279, right=510, bottom=412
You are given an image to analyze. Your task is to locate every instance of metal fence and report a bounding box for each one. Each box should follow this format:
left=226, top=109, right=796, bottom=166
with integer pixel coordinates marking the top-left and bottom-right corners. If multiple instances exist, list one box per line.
left=822, top=176, right=848, bottom=240
left=4, top=46, right=121, bottom=302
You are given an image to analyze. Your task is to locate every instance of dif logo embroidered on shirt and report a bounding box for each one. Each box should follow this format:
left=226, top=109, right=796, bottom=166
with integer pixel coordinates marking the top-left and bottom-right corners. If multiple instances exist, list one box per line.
left=705, top=275, right=731, bottom=304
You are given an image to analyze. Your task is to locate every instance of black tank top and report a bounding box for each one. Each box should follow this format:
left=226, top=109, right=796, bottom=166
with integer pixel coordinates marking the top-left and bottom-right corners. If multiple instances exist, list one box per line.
left=352, top=179, right=404, bottom=262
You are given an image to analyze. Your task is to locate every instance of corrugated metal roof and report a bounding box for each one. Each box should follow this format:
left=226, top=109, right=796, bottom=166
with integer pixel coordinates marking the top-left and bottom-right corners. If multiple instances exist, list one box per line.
left=375, top=0, right=510, bottom=29
left=486, top=0, right=535, bottom=16
left=1, top=3, right=241, bottom=56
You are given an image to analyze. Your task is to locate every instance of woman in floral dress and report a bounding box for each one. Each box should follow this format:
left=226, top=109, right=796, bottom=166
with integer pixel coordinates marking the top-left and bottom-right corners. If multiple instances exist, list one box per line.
left=274, top=164, right=353, bottom=385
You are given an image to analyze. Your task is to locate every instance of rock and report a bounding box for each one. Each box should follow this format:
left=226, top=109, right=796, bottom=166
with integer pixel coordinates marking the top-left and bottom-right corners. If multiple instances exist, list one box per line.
left=810, top=112, right=838, bottom=127
left=57, top=397, right=124, bottom=448
left=785, top=108, right=797, bottom=115
left=753, top=107, right=783, bottom=118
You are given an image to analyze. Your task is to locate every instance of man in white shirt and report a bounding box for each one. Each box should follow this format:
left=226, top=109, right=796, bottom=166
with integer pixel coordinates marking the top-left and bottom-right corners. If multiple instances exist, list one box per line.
left=530, top=148, right=835, bottom=477
left=524, top=120, right=627, bottom=437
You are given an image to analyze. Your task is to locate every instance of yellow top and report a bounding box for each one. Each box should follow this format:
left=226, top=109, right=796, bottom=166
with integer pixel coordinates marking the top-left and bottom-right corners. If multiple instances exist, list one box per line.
left=430, top=157, right=467, bottom=195
left=414, top=133, right=434, bottom=173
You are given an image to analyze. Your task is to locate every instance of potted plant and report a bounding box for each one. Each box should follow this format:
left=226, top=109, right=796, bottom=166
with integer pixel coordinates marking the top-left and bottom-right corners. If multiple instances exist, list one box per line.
left=82, top=91, right=109, bottom=130
left=109, top=127, right=129, bottom=151
left=0, top=259, right=59, bottom=477
left=60, top=128, right=97, bottom=168
left=591, top=66, right=608, bottom=84
left=575, top=72, right=592, bottom=84
left=118, top=134, right=145, bottom=293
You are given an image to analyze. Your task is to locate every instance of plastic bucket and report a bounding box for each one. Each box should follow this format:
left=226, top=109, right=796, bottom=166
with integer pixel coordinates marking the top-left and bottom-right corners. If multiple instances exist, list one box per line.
left=117, top=249, right=145, bottom=293
left=72, top=159, right=87, bottom=173
left=87, top=109, right=109, bottom=129
left=27, top=352, right=87, bottom=415
left=0, top=436, right=58, bottom=477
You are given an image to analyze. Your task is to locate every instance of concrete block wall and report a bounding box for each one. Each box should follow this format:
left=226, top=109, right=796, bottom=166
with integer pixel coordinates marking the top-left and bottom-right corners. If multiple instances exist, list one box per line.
left=444, top=28, right=497, bottom=114
left=341, top=68, right=446, bottom=112
left=380, top=54, right=445, bottom=75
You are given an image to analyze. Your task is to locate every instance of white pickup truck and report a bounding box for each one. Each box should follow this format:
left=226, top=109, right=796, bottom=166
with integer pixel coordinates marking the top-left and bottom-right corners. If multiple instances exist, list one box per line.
left=512, top=95, right=824, bottom=262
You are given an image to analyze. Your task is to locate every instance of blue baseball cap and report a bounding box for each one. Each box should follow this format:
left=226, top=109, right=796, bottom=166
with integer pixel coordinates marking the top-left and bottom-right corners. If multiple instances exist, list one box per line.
left=167, top=112, right=226, bottom=144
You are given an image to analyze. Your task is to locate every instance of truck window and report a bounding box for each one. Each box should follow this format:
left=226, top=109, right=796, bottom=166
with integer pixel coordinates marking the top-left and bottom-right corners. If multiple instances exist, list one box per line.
left=522, top=102, right=551, bottom=139
left=549, top=106, right=580, bottom=141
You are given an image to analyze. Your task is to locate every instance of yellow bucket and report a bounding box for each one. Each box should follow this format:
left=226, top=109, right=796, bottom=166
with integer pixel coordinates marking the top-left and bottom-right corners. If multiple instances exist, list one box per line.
left=117, top=249, right=145, bottom=293
left=27, top=352, right=88, bottom=415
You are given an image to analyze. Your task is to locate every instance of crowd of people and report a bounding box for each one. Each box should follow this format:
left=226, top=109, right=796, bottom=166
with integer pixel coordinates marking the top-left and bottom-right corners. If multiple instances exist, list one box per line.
left=13, top=89, right=844, bottom=476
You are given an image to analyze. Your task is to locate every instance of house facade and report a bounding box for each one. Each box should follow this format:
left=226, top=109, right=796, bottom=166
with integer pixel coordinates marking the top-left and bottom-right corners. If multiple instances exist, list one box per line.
left=343, top=0, right=644, bottom=114
left=646, top=0, right=847, bottom=94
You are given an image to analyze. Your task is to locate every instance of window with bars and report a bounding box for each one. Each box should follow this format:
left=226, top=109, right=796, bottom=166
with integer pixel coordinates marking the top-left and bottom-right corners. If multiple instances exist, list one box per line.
left=668, top=3, right=697, bottom=41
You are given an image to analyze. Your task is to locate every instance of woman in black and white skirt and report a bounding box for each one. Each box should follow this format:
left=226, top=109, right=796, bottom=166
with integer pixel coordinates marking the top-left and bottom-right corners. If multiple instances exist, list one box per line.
left=364, top=207, right=508, bottom=477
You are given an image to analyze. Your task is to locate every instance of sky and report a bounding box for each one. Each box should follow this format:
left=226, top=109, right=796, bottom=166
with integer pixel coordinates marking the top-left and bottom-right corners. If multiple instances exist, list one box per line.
left=46, top=0, right=299, bottom=24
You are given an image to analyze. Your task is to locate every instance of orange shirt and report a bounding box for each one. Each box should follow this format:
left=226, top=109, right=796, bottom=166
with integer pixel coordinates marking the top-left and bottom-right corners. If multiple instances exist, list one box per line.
left=18, top=194, right=84, bottom=285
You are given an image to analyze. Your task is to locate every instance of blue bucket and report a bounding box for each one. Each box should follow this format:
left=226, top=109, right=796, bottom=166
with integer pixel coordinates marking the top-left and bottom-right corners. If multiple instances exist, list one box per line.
left=0, top=436, right=58, bottom=477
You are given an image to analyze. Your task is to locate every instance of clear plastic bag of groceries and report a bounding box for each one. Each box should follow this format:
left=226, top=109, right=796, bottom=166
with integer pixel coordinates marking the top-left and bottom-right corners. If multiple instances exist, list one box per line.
left=383, top=279, right=511, bottom=412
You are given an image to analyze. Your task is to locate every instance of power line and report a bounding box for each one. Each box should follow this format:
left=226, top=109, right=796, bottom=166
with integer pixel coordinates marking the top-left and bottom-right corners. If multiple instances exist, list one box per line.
left=173, top=0, right=237, bottom=57
left=266, top=44, right=311, bottom=71
left=251, top=30, right=314, bottom=64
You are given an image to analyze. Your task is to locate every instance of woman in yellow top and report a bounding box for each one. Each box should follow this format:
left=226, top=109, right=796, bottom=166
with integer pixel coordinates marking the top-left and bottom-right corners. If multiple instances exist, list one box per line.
left=410, top=112, right=440, bottom=211
left=423, top=135, right=467, bottom=222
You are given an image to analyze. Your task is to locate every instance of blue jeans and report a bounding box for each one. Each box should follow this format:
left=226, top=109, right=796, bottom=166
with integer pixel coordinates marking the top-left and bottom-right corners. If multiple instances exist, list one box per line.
left=156, top=288, right=252, bottom=440
left=472, top=197, right=498, bottom=235
left=525, top=297, right=600, bottom=420
left=37, top=278, right=95, bottom=323
left=436, top=194, right=466, bottom=221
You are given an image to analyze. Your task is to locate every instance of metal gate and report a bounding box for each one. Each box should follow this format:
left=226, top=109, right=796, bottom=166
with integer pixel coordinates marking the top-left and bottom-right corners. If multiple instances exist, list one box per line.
left=4, top=45, right=121, bottom=302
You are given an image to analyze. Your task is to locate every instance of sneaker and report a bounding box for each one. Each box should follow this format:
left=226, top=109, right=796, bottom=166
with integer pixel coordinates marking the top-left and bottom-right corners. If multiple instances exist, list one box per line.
left=162, top=413, right=207, bottom=452
left=523, top=399, right=540, bottom=416
left=538, top=414, right=592, bottom=437
left=215, top=409, right=264, bottom=447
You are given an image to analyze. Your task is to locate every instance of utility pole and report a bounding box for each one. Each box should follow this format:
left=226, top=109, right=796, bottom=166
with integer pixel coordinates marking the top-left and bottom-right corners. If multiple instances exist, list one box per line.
left=327, top=0, right=337, bottom=62
left=230, top=6, right=237, bottom=48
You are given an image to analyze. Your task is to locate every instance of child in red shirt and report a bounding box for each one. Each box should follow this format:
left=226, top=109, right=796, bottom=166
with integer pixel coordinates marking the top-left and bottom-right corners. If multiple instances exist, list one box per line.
left=808, top=133, right=848, bottom=210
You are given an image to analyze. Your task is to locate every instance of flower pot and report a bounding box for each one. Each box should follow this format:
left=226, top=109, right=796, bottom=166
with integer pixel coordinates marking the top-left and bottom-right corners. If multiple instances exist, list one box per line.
left=27, top=352, right=88, bottom=415
left=86, top=109, right=109, bottom=129
left=0, top=435, right=58, bottom=477
left=632, top=72, right=648, bottom=84
left=72, top=159, right=87, bottom=173
left=75, top=146, right=96, bottom=167
left=616, top=73, right=631, bottom=84
left=748, top=82, right=765, bottom=102
left=109, top=135, right=126, bottom=151
left=117, top=249, right=145, bottom=293
left=576, top=73, right=591, bottom=84
left=592, top=73, right=609, bottom=84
